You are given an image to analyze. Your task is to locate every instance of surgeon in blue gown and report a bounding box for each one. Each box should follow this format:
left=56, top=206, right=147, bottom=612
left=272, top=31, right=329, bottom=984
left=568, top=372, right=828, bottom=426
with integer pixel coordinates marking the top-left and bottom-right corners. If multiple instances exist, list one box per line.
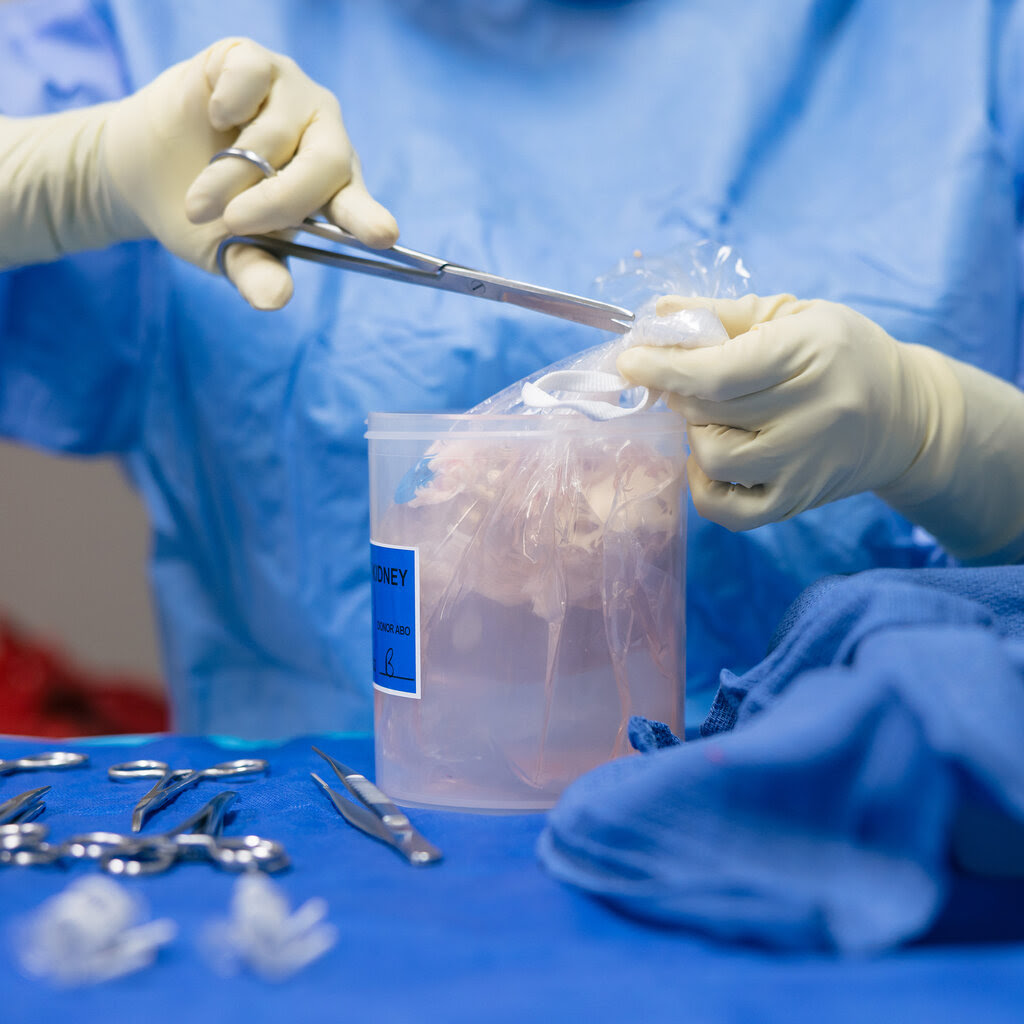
left=1, top=0, right=1023, bottom=739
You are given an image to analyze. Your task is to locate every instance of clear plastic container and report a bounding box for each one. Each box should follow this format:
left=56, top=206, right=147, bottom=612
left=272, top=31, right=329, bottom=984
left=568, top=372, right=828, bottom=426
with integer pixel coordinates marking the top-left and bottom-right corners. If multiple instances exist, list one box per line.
left=366, top=410, right=686, bottom=811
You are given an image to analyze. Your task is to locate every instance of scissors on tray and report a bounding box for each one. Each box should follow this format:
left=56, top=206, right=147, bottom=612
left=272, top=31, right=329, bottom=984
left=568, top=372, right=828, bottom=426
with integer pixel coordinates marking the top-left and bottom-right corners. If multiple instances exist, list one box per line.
left=0, top=790, right=289, bottom=874
left=108, top=756, right=270, bottom=831
left=210, top=147, right=635, bottom=335
left=310, top=746, right=442, bottom=866
left=0, top=751, right=88, bottom=777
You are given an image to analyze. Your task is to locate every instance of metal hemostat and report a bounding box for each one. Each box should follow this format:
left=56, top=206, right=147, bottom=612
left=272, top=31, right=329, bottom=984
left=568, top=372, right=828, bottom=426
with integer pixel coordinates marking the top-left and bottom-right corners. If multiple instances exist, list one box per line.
left=0, top=790, right=289, bottom=874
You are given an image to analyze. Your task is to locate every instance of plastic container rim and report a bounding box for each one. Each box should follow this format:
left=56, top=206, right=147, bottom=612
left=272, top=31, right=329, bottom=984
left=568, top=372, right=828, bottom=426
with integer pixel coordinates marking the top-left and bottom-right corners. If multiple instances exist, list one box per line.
left=365, top=408, right=685, bottom=442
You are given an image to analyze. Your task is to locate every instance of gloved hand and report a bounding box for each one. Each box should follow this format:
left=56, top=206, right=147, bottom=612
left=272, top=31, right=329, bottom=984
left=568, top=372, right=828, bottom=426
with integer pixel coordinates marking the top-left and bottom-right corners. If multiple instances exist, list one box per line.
left=617, top=293, right=1024, bottom=565
left=0, top=38, right=398, bottom=309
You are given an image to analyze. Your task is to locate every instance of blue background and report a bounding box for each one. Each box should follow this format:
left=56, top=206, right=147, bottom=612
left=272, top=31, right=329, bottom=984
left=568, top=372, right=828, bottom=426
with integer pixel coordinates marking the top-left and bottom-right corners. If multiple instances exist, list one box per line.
left=3, top=0, right=1021, bottom=737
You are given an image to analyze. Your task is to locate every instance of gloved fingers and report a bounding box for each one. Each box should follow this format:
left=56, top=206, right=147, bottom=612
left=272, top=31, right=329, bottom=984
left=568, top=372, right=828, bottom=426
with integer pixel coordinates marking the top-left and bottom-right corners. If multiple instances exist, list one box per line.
left=205, top=38, right=276, bottom=131
left=324, top=153, right=400, bottom=249
left=185, top=158, right=267, bottom=224
left=617, top=323, right=806, bottom=403
left=184, top=40, right=289, bottom=222
left=687, top=459, right=773, bottom=531
left=220, top=241, right=294, bottom=311
left=188, top=84, right=328, bottom=230
left=227, top=71, right=331, bottom=175
left=687, top=458, right=793, bottom=531
left=228, top=116, right=390, bottom=245
left=183, top=122, right=307, bottom=227
left=687, top=423, right=768, bottom=489
left=192, top=127, right=398, bottom=246
left=655, top=293, right=806, bottom=338
left=671, top=376, right=807, bottom=432
left=688, top=421, right=790, bottom=489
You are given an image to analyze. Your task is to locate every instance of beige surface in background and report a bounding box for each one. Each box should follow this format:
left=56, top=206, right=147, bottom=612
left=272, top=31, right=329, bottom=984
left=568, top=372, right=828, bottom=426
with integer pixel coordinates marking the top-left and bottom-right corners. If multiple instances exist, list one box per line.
left=0, top=439, right=164, bottom=692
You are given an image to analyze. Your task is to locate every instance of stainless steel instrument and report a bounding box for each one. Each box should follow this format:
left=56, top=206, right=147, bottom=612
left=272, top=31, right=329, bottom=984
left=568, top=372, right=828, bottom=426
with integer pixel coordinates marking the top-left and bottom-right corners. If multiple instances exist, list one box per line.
left=211, top=147, right=635, bottom=335
left=108, top=757, right=270, bottom=831
left=311, top=746, right=442, bottom=866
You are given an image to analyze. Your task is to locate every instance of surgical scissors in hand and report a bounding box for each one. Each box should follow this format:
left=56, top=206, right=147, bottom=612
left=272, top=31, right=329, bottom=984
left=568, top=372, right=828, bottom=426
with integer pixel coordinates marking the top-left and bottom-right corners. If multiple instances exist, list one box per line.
left=108, top=757, right=269, bottom=832
left=211, top=148, right=635, bottom=336
left=0, top=751, right=88, bottom=776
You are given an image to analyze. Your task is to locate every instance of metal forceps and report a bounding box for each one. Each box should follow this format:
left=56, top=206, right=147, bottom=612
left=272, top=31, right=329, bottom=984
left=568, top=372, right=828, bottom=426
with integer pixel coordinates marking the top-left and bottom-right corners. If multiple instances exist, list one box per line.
left=211, top=147, right=635, bottom=335
left=310, top=746, right=442, bottom=866
left=108, top=757, right=269, bottom=832
left=0, top=751, right=88, bottom=777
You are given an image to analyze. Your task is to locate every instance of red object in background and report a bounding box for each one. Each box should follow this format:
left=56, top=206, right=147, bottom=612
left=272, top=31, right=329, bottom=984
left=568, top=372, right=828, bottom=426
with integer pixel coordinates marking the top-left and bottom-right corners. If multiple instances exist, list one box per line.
left=0, top=618, right=169, bottom=737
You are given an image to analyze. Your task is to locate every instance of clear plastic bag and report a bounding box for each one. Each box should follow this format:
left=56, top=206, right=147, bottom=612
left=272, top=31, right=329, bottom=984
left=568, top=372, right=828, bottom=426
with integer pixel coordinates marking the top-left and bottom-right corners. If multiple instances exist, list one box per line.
left=471, top=240, right=751, bottom=417
left=368, top=243, right=751, bottom=810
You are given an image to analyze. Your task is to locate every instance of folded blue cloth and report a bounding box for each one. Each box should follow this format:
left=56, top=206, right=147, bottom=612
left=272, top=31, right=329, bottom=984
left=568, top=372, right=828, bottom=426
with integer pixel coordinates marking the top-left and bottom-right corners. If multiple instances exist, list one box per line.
left=537, top=567, right=1024, bottom=953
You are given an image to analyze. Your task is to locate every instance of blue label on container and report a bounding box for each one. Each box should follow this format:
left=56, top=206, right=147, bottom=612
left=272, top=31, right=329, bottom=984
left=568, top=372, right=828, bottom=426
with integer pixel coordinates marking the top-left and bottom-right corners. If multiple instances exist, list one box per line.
left=370, top=541, right=420, bottom=697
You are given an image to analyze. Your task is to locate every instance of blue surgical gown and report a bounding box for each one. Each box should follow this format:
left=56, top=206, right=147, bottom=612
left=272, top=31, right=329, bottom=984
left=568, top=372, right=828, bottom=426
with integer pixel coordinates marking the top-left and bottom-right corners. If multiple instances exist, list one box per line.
left=0, top=0, right=1021, bottom=737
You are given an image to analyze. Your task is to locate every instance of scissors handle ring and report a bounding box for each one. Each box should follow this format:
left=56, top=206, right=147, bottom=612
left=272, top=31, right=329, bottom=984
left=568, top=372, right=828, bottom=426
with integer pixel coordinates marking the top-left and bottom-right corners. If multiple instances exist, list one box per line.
left=0, top=751, right=88, bottom=774
left=102, top=836, right=179, bottom=877
left=202, top=759, right=269, bottom=779
left=0, top=821, right=46, bottom=848
left=210, top=146, right=276, bottom=180
left=210, top=147, right=279, bottom=279
left=59, top=831, right=137, bottom=862
left=107, top=759, right=172, bottom=780
left=215, top=235, right=285, bottom=279
left=0, top=823, right=62, bottom=865
left=208, top=835, right=290, bottom=873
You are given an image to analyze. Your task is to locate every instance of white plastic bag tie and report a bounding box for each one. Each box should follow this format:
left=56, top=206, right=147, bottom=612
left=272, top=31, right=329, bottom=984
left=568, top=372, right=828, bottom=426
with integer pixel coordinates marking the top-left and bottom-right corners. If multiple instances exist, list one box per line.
left=520, top=307, right=729, bottom=420
left=521, top=370, right=658, bottom=420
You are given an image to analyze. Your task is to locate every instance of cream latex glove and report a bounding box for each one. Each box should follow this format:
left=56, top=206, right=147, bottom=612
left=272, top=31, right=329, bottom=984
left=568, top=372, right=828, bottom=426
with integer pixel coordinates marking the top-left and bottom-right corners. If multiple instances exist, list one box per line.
left=617, top=293, right=1024, bottom=565
left=0, top=37, right=398, bottom=309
